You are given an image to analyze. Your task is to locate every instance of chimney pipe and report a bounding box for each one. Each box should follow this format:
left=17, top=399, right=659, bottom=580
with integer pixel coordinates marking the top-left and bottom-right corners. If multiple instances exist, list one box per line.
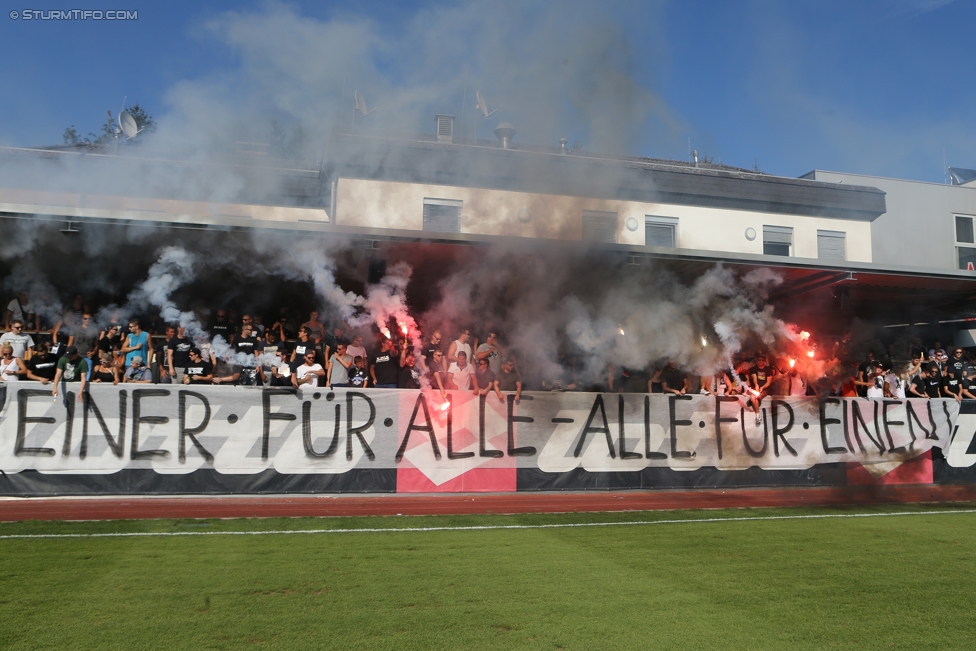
left=494, top=122, right=516, bottom=149
left=559, top=138, right=567, bottom=154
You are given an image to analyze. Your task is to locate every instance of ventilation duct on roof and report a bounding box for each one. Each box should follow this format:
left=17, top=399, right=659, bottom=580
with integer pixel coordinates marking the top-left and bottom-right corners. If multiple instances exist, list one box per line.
left=494, top=122, right=516, bottom=149
left=435, top=115, right=454, bottom=143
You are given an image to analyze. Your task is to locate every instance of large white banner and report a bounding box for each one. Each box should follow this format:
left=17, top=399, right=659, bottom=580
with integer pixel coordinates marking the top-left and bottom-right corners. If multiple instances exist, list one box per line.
left=0, top=385, right=961, bottom=483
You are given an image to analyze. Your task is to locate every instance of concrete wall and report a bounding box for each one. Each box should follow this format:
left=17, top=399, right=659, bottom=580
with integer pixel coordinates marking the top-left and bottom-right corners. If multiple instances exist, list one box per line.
left=336, top=178, right=873, bottom=262
left=0, top=188, right=331, bottom=228
left=806, top=170, right=976, bottom=271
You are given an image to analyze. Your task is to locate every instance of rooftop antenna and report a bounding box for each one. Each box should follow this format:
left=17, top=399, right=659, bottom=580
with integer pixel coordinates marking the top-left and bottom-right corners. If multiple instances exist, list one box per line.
left=474, top=91, right=499, bottom=118
left=460, top=71, right=467, bottom=141
left=353, top=90, right=377, bottom=117
left=114, top=96, right=144, bottom=154
left=112, top=96, right=125, bottom=154
left=119, top=111, right=141, bottom=138
left=60, top=220, right=80, bottom=234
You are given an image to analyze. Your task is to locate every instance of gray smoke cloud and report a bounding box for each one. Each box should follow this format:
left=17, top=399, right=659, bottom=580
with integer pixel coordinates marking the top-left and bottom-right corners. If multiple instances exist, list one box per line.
left=0, top=1, right=848, bottom=391
left=1, top=2, right=680, bottom=202
left=420, top=247, right=811, bottom=387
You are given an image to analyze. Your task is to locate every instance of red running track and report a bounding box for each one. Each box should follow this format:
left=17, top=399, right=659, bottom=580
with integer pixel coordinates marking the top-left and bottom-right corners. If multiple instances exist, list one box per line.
left=1, top=484, right=976, bottom=522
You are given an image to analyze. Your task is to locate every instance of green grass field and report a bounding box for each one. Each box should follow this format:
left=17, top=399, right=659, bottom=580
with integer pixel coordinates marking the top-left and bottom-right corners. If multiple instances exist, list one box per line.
left=1, top=503, right=975, bottom=650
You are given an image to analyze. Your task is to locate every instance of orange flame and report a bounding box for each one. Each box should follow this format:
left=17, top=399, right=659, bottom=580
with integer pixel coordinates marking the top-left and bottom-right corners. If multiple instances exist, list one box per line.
left=799, top=331, right=810, bottom=341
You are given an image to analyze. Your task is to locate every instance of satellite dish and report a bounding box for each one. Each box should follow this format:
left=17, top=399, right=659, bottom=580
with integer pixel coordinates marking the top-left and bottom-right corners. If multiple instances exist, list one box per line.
left=119, top=111, right=140, bottom=139
left=474, top=90, right=499, bottom=118
left=353, top=90, right=376, bottom=117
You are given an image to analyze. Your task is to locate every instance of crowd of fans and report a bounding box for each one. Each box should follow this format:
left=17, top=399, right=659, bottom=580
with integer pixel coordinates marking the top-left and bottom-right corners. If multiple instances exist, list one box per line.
left=0, top=292, right=526, bottom=403
left=0, top=291, right=971, bottom=411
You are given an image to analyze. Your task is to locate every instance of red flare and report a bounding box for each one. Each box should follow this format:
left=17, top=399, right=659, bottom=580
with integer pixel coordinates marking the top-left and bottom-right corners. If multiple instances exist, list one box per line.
left=806, top=350, right=815, bottom=358
left=799, top=331, right=810, bottom=341
left=789, top=358, right=796, bottom=368
left=440, top=402, right=450, bottom=411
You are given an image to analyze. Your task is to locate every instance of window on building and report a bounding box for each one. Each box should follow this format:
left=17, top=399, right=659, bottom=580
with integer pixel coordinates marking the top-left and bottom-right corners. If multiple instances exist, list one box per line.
left=645, top=216, right=678, bottom=248
left=423, top=198, right=462, bottom=233
left=762, top=226, right=792, bottom=257
left=956, top=216, right=974, bottom=244
left=959, top=247, right=976, bottom=270
left=816, top=230, right=846, bottom=261
left=956, top=215, right=976, bottom=269
left=582, top=210, right=618, bottom=243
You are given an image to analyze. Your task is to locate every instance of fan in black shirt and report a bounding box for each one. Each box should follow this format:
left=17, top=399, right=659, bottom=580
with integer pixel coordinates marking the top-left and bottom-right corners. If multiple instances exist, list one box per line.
left=208, top=309, right=233, bottom=344
left=290, top=328, right=317, bottom=370
left=397, top=346, right=422, bottom=389
left=184, top=350, right=214, bottom=384
left=943, top=369, right=964, bottom=401
left=908, top=373, right=928, bottom=398
left=25, top=342, right=58, bottom=383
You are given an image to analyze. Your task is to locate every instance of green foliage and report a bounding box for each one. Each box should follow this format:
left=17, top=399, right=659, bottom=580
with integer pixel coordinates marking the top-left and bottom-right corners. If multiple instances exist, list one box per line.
left=61, top=103, right=156, bottom=146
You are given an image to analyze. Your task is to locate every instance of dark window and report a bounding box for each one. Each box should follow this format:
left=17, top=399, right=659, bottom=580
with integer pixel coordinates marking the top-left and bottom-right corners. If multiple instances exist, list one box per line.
left=958, top=247, right=976, bottom=270
left=423, top=199, right=461, bottom=233
left=763, top=226, right=792, bottom=257
left=582, top=210, right=617, bottom=243
left=956, top=216, right=974, bottom=244
left=817, top=230, right=846, bottom=261
left=645, top=218, right=677, bottom=248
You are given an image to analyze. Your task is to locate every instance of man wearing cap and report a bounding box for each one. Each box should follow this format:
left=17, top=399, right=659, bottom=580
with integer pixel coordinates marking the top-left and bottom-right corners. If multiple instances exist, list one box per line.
left=857, top=351, right=877, bottom=398
left=123, top=355, right=153, bottom=384
left=865, top=361, right=886, bottom=398
left=51, top=346, right=88, bottom=402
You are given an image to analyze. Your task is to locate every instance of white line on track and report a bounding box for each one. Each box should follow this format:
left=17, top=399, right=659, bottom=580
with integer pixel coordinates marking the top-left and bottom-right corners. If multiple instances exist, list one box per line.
left=1, top=508, right=975, bottom=540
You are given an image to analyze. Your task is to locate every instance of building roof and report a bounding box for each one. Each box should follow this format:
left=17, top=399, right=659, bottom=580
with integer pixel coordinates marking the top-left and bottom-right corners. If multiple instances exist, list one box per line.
left=328, top=131, right=886, bottom=221
left=2, top=126, right=887, bottom=221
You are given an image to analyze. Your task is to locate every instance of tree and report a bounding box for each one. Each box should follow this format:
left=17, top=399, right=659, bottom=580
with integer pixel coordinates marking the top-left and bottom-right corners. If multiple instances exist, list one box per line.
left=62, top=103, right=156, bottom=146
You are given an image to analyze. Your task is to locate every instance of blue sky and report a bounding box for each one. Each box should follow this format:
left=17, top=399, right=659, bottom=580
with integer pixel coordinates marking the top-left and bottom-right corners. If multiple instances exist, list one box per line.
left=0, top=0, right=970, bottom=182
